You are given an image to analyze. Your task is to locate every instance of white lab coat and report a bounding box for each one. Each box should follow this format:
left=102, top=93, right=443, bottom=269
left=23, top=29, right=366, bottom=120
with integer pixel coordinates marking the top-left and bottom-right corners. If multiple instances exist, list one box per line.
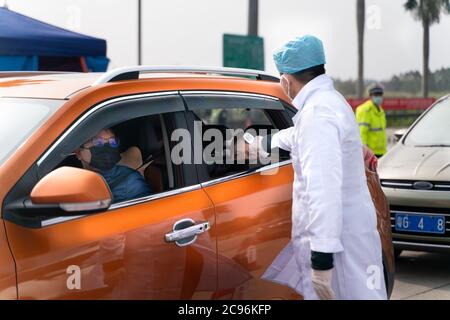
left=262, top=75, right=387, bottom=300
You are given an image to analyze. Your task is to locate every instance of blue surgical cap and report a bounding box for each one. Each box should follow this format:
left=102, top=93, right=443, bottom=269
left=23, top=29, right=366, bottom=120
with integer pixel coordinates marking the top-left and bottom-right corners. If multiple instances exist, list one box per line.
left=273, top=35, right=326, bottom=74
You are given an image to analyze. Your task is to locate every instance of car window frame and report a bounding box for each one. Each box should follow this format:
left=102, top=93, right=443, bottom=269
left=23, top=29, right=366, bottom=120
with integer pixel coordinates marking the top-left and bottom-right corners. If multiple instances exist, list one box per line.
left=37, top=92, right=182, bottom=175
left=3, top=91, right=200, bottom=228
left=181, top=90, right=293, bottom=186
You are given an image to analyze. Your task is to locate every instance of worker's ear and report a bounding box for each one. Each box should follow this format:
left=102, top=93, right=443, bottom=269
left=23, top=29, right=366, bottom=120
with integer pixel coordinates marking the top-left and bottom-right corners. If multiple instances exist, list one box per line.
left=280, top=74, right=294, bottom=100
left=287, top=74, right=302, bottom=99
left=280, top=74, right=289, bottom=91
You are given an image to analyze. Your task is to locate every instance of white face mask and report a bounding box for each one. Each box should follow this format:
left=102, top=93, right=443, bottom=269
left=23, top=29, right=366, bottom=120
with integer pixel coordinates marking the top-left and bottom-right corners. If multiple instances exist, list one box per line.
left=372, top=96, right=384, bottom=106
left=280, top=75, right=294, bottom=100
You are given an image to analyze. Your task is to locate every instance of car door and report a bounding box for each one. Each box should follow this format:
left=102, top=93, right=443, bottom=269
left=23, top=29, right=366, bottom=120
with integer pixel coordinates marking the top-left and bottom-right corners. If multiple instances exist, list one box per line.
left=2, top=93, right=217, bottom=299
left=183, top=91, right=302, bottom=300
left=0, top=222, right=16, bottom=299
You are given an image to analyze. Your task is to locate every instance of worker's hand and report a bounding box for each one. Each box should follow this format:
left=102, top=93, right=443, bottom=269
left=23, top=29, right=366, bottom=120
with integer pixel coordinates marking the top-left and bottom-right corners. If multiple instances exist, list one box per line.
left=232, top=137, right=249, bottom=162
left=363, top=145, right=378, bottom=172
left=311, top=269, right=336, bottom=300
left=247, top=136, right=269, bottom=161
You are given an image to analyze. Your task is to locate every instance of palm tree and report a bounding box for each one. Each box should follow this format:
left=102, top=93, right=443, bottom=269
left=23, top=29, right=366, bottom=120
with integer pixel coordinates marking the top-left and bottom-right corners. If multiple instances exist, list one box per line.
left=356, top=0, right=365, bottom=98
left=404, top=0, right=450, bottom=98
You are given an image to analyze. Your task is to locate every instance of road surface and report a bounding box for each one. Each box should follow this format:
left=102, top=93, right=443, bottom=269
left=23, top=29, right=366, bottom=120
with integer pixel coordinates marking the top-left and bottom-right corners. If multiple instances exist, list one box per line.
left=391, top=251, right=450, bottom=300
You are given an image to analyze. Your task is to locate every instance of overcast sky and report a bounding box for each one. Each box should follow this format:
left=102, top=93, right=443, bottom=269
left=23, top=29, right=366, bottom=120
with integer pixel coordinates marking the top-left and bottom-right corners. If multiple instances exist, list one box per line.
left=3, top=0, right=450, bottom=80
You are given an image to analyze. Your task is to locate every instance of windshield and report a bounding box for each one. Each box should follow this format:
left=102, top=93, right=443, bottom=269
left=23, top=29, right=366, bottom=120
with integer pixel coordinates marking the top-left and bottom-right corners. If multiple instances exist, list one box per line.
left=0, top=98, right=65, bottom=165
left=404, top=97, right=450, bottom=147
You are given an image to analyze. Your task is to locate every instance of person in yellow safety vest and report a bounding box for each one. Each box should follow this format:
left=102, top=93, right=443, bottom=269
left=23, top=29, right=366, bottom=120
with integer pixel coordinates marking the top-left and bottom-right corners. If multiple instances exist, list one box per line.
left=355, top=83, right=387, bottom=157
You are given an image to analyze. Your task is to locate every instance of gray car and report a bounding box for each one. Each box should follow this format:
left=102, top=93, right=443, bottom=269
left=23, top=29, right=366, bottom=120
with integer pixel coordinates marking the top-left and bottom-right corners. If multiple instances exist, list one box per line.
left=378, top=95, right=450, bottom=257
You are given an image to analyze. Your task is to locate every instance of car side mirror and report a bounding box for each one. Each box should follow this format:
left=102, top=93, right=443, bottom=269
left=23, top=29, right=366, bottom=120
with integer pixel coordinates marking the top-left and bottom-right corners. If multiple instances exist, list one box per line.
left=26, top=166, right=112, bottom=216
left=394, top=129, right=407, bottom=142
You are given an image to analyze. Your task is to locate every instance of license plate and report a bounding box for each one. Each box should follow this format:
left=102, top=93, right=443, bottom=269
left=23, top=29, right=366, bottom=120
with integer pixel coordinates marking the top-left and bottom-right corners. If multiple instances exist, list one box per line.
left=395, top=213, right=446, bottom=234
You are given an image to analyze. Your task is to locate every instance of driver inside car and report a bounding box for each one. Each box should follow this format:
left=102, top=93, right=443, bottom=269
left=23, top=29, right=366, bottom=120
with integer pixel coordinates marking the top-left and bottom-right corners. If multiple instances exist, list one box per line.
left=75, top=128, right=152, bottom=203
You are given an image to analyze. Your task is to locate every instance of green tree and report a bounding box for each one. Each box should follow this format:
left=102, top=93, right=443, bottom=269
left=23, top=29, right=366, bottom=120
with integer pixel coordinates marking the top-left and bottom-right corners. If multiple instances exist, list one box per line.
left=404, top=0, right=450, bottom=98
left=356, top=0, right=365, bottom=98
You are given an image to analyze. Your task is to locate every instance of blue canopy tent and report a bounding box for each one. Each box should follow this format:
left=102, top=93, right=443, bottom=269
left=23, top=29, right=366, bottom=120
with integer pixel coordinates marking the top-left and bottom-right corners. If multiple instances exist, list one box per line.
left=0, top=7, right=109, bottom=72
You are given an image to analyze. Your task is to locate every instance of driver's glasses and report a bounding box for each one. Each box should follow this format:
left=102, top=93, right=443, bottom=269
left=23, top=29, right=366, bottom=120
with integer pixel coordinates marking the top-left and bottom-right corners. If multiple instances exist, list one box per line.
left=84, top=137, right=120, bottom=149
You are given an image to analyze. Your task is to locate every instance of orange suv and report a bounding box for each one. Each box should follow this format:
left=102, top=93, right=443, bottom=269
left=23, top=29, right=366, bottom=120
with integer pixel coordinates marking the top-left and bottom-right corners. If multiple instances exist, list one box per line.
left=0, top=66, right=394, bottom=299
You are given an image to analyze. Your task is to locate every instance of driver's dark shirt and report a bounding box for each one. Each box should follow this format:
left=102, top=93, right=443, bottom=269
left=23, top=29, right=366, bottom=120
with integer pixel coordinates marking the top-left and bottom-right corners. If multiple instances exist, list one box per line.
left=100, top=165, right=152, bottom=203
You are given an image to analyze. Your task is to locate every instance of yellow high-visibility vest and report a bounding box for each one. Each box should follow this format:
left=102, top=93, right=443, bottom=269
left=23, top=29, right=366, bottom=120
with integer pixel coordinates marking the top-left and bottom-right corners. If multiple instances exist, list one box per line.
left=355, top=100, right=387, bottom=156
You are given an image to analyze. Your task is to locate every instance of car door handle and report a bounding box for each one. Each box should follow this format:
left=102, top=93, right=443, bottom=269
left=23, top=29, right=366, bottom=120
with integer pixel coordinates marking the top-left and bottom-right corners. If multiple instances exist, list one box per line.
left=165, top=219, right=210, bottom=246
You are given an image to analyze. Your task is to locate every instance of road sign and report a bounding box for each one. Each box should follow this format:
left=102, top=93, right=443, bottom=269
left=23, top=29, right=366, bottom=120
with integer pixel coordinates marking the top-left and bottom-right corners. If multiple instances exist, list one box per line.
left=223, top=34, right=264, bottom=71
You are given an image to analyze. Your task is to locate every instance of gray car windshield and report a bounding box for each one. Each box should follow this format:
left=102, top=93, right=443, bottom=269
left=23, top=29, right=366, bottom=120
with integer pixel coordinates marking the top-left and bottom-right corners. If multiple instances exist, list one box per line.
left=0, top=98, right=65, bottom=165
left=404, top=97, right=450, bottom=147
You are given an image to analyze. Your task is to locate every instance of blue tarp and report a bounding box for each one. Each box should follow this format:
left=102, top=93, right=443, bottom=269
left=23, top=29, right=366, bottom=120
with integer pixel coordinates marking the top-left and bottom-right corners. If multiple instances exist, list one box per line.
left=0, top=7, right=106, bottom=56
left=0, top=55, right=38, bottom=71
left=85, top=56, right=110, bottom=72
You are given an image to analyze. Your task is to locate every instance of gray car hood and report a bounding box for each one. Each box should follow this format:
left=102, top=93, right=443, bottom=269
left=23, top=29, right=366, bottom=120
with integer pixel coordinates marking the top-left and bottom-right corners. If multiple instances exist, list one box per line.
left=378, top=144, right=450, bottom=181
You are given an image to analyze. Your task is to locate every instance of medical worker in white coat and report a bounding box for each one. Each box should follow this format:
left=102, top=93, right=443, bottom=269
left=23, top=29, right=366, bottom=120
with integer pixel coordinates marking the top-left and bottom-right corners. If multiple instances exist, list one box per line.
left=248, top=35, right=387, bottom=300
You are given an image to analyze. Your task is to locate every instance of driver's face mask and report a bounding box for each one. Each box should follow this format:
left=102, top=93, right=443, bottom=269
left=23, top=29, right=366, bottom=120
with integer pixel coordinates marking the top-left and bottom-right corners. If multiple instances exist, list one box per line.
left=89, top=145, right=121, bottom=171
left=81, top=137, right=121, bottom=171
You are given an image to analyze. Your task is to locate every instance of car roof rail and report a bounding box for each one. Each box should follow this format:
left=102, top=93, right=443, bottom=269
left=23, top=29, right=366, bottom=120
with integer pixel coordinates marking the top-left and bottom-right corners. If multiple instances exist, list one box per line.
left=91, top=65, right=280, bottom=86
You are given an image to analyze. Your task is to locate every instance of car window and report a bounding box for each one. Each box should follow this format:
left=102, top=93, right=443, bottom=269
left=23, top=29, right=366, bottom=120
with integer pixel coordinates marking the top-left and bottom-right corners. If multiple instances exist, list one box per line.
left=37, top=94, right=185, bottom=177
left=404, top=98, right=450, bottom=146
left=55, top=114, right=178, bottom=204
left=0, top=98, right=64, bottom=165
left=185, top=94, right=291, bottom=181
left=40, top=94, right=188, bottom=206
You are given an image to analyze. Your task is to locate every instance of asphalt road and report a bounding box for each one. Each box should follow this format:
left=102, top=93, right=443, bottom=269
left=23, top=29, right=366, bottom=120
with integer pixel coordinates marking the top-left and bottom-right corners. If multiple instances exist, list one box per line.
left=391, top=250, right=450, bottom=300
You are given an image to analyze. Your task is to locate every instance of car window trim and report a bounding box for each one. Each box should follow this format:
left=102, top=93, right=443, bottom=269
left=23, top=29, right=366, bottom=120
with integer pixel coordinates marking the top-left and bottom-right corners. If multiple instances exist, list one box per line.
left=199, top=159, right=292, bottom=188
left=180, top=91, right=284, bottom=112
left=40, top=183, right=202, bottom=227
left=180, top=90, right=280, bottom=101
